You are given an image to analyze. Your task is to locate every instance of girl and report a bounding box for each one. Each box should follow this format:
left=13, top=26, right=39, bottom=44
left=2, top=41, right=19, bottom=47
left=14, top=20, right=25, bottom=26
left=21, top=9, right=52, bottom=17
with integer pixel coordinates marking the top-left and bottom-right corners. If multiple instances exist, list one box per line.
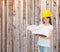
left=26, top=10, right=53, bottom=52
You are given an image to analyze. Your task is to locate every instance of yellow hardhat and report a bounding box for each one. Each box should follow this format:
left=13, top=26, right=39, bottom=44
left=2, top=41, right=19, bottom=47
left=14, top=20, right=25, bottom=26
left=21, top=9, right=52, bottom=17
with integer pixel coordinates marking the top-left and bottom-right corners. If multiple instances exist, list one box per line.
left=41, top=10, right=52, bottom=18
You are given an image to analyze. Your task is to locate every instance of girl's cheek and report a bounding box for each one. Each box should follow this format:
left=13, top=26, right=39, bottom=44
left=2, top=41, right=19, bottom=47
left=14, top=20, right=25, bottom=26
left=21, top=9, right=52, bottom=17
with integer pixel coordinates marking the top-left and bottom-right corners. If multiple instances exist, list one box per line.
left=44, top=19, right=46, bottom=22
left=44, top=20, right=45, bottom=22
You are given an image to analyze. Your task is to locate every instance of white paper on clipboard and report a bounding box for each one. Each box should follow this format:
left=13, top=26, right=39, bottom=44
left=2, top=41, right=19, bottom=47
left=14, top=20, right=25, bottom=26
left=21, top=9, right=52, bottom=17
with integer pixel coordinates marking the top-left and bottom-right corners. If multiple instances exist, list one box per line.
left=27, top=25, right=39, bottom=32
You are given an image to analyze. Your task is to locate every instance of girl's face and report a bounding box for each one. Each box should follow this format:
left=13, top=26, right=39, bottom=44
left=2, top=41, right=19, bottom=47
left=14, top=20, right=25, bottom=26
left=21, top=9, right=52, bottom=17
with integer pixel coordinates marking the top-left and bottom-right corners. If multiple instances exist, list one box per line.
left=43, top=18, right=50, bottom=23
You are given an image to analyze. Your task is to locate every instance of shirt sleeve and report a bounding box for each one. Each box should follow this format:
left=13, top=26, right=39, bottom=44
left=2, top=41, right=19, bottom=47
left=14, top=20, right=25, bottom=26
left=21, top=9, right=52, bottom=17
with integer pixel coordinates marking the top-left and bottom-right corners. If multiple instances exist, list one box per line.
left=50, top=25, right=53, bottom=30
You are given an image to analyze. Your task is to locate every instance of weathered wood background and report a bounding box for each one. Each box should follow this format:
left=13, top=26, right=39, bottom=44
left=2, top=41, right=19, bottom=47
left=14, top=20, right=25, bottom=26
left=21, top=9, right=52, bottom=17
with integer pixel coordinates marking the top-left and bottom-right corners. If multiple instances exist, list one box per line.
left=0, top=0, right=60, bottom=52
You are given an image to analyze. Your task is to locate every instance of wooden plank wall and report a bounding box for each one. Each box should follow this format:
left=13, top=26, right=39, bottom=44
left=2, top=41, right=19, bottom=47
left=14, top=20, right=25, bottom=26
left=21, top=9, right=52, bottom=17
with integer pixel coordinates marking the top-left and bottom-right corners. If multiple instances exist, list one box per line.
left=58, top=0, right=60, bottom=52
left=0, top=0, right=1, bottom=51
left=0, top=0, right=59, bottom=52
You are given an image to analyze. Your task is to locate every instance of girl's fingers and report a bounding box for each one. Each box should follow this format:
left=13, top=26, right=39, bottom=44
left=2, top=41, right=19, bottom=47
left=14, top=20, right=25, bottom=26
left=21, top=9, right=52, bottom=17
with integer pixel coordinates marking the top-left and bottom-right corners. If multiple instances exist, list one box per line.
left=25, top=24, right=30, bottom=27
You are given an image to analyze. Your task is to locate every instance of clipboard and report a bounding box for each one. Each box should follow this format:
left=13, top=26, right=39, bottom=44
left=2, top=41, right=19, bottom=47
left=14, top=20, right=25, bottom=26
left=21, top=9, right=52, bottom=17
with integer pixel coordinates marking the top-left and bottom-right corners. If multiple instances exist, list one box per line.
left=35, top=34, right=47, bottom=37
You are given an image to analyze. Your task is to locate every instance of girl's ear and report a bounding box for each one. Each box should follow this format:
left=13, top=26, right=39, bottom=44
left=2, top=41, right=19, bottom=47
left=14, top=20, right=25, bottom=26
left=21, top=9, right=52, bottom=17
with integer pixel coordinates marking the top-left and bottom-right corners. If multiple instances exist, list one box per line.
left=42, top=18, right=45, bottom=24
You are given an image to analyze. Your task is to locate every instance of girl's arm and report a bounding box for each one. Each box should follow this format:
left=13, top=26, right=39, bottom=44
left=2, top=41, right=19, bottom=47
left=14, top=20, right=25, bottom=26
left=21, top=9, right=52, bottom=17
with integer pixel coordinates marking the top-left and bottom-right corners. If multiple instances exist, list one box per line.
left=45, top=30, right=53, bottom=39
left=37, top=30, right=53, bottom=39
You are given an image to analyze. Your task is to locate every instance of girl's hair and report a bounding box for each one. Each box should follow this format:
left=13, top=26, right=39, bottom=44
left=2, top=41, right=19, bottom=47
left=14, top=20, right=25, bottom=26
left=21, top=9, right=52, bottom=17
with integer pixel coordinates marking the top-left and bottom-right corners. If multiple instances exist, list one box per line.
left=42, top=17, right=52, bottom=25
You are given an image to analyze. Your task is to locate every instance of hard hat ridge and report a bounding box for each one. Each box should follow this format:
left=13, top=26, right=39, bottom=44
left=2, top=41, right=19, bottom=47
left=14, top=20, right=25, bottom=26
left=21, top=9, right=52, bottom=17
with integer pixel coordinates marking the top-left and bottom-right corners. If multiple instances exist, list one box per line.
left=41, top=10, right=52, bottom=18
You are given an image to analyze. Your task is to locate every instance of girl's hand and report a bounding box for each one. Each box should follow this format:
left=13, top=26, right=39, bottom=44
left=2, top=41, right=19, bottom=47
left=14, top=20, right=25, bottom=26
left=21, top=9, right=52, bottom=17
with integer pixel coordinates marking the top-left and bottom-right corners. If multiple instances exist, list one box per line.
left=25, top=24, right=31, bottom=27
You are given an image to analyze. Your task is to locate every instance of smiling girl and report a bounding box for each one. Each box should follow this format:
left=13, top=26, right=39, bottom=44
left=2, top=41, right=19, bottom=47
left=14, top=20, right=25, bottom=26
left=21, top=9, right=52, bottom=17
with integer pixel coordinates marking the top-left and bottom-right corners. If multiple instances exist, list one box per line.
left=26, top=10, right=53, bottom=52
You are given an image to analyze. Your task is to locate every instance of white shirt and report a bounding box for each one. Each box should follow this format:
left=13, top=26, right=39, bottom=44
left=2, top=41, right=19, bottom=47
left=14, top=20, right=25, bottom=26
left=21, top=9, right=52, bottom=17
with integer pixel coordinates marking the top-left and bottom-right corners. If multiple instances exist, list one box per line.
left=27, top=24, right=53, bottom=47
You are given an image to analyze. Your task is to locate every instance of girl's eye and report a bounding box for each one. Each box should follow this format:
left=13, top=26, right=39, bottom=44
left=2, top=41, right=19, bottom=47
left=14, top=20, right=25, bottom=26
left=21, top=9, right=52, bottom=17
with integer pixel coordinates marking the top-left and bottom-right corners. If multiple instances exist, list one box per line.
left=46, top=18, right=49, bottom=19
